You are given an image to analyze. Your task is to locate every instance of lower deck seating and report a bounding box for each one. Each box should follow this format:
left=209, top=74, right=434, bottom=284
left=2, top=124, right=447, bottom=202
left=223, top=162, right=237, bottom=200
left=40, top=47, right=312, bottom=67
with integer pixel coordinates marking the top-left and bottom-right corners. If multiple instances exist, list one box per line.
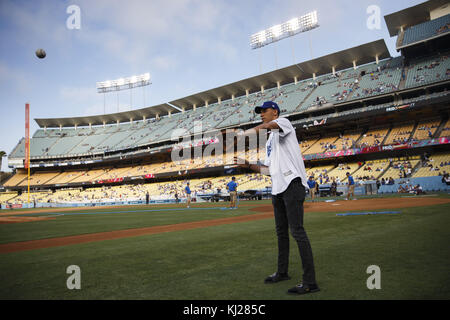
left=327, top=162, right=361, bottom=184
left=306, top=165, right=335, bottom=183
left=0, top=192, right=18, bottom=204
left=7, top=173, right=272, bottom=204
left=380, top=159, right=420, bottom=180
left=413, top=152, right=450, bottom=177
left=353, top=160, right=389, bottom=180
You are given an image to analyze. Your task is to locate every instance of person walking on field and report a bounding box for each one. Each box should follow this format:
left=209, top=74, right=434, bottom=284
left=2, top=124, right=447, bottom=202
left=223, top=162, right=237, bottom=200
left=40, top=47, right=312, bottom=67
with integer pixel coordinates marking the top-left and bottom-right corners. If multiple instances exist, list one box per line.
left=226, top=176, right=238, bottom=209
left=346, top=172, right=356, bottom=200
left=234, top=101, right=319, bottom=295
left=185, top=182, right=191, bottom=208
left=307, top=176, right=316, bottom=202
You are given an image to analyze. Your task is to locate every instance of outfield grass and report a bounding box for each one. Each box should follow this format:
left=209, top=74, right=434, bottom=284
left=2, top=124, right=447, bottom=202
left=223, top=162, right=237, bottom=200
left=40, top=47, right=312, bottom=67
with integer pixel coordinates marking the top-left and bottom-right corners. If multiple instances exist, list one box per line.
left=0, top=197, right=449, bottom=299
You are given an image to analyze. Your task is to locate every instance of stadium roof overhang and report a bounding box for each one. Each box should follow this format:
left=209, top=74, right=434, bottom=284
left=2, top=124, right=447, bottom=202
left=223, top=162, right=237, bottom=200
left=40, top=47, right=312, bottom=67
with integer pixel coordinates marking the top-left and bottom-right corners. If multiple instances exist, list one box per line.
left=35, top=103, right=181, bottom=128
left=384, top=0, right=449, bottom=37
left=170, top=39, right=390, bottom=110
left=35, top=39, right=390, bottom=128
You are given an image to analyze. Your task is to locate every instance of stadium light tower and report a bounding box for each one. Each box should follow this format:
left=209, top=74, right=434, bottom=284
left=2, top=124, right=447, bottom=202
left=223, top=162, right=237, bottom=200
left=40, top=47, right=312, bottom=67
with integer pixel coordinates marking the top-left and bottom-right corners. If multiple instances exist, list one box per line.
left=250, top=11, right=319, bottom=49
left=96, top=73, right=151, bottom=113
left=250, top=11, right=319, bottom=71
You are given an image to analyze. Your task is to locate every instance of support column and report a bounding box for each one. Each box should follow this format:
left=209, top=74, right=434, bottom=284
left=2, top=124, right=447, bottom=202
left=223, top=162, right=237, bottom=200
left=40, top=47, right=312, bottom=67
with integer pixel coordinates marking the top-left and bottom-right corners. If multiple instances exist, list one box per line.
left=89, top=123, right=92, bottom=130
left=143, top=116, right=146, bottom=123
left=103, top=121, right=106, bottom=128
left=168, top=111, right=172, bottom=118
left=375, top=55, right=379, bottom=65
left=59, top=124, right=62, bottom=132
left=245, top=89, right=249, bottom=97
left=332, top=66, right=336, bottom=76
left=182, top=107, right=185, bottom=113
left=218, top=97, right=221, bottom=104
left=117, top=120, right=119, bottom=127
left=231, top=94, right=235, bottom=101
left=261, top=85, right=264, bottom=93
left=44, top=126, right=47, bottom=133
left=205, top=101, right=209, bottom=108
left=294, top=76, right=298, bottom=85
left=193, top=104, right=196, bottom=111
left=277, top=81, right=281, bottom=89
left=74, top=124, right=77, bottom=131
left=313, top=73, right=316, bottom=81
left=353, top=61, right=357, bottom=70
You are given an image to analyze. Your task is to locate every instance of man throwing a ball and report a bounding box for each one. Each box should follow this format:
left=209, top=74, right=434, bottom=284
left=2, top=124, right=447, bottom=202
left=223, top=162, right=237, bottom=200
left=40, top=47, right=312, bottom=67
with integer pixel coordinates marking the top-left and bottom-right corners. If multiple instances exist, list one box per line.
left=234, top=101, right=319, bottom=295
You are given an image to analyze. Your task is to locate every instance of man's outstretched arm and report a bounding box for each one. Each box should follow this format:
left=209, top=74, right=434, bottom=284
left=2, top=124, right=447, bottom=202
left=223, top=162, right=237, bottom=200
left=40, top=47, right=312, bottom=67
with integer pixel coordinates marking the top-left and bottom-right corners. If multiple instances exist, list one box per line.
left=234, top=157, right=270, bottom=176
left=238, top=121, right=281, bottom=137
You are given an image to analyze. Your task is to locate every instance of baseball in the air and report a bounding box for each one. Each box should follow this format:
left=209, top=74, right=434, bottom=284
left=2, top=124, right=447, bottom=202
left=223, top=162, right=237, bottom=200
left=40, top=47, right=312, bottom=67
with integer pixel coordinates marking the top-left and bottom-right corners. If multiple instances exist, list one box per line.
left=35, top=49, right=46, bottom=59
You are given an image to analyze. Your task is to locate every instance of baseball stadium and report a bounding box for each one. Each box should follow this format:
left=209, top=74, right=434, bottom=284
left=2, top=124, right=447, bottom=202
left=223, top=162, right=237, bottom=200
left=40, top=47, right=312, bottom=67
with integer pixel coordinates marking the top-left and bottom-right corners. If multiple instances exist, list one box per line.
left=0, top=1, right=449, bottom=301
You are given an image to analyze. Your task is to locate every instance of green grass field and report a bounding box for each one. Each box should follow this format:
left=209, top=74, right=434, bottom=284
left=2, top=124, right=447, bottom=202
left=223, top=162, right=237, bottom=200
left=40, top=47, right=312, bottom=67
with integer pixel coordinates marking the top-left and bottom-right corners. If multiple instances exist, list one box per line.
left=0, top=196, right=449, bottom=300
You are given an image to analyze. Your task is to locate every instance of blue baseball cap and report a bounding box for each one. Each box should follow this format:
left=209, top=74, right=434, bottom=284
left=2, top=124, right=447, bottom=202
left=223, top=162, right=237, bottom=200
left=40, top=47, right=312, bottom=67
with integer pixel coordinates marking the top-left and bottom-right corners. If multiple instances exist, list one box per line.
left=255, top=101, right=280, bottom=115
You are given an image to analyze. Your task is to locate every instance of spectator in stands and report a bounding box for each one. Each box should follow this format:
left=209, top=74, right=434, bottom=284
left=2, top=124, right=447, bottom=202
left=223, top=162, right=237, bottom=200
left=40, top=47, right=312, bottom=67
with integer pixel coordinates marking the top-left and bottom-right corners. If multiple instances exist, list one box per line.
left=436, top=23, right=449, bottom=35
left=442, top=172, right=450, bottom=185
left=407, top=167, right=412, bottom=177
left=146, top=192, right=149, bottom=205
left=414, top=184, right=425, bottom=195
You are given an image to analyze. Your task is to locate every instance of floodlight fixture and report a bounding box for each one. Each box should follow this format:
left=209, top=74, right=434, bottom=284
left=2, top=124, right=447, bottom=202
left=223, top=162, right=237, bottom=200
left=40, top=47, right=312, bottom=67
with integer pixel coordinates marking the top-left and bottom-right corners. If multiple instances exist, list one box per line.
left=250, top=10, right=319, bottom=49
left=270, top=24, right=283, bottom=38
left=96, top=72, right=151, bottom=93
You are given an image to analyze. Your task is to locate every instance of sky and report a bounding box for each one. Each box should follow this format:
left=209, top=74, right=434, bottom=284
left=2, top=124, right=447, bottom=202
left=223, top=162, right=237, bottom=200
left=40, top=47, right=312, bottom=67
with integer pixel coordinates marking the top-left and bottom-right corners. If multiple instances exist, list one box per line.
left=0, top=0, right=424, bottom=171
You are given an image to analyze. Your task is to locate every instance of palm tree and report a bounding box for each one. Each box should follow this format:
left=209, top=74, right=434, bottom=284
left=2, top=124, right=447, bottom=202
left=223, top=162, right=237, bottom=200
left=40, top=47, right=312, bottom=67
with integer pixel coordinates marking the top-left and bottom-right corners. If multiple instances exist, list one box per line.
left=0, top=151, right=6, bottom=172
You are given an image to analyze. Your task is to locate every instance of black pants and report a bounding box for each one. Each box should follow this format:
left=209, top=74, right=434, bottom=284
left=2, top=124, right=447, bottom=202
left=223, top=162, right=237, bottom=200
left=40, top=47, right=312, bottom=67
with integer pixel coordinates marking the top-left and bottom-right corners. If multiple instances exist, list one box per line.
left=272, top=177, right=316, bottom=285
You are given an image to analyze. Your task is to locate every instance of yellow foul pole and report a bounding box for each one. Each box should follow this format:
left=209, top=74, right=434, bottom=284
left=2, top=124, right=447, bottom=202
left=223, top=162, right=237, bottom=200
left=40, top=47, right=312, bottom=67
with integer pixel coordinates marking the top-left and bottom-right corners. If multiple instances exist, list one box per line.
left=25, top=103, right=30, bottom=205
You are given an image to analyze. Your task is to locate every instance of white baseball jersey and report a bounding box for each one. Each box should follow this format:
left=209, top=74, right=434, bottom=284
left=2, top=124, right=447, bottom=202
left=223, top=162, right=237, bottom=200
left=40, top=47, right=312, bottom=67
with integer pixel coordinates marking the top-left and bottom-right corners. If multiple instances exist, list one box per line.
left=263, top=117, right=308, bottom=195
